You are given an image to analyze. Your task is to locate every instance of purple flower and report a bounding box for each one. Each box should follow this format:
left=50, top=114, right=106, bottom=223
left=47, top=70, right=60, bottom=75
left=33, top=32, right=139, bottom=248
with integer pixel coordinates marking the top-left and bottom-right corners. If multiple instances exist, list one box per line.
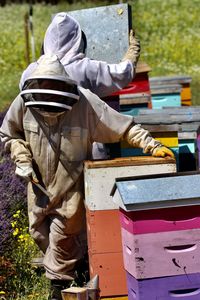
left=0, top=110, right=27, bottom=255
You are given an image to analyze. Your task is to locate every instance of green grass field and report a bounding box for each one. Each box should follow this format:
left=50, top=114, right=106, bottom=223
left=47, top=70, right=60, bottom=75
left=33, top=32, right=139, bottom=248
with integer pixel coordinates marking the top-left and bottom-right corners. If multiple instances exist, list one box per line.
left=0, top=0, right=199, bottom=111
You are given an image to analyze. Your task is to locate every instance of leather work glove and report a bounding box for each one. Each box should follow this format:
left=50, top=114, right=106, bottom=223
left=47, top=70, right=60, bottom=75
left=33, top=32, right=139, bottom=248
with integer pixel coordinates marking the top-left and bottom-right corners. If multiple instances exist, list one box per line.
left=15, top=163, right=39, bottom=183
left=122, top=29, right=140, bottom=64
left=153, top=146, right=175, bottom=158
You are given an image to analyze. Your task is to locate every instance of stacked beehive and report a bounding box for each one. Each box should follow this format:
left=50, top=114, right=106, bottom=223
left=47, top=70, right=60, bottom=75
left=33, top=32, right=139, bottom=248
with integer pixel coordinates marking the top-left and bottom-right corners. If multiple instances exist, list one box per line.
left=117, top=61, right=152, bottom=115
left=134, top=107, right=200, bottom=171
left=106, top=61, right=152, bottom=159
left=119, top=75, right=193, bottom=158
left=112, top=171, right=200, bottom=300
left=150, top=84, right=182, bottom=109
left=150, top=75, right=192, bottom=107
left=84, top=157, right=176, bottom=297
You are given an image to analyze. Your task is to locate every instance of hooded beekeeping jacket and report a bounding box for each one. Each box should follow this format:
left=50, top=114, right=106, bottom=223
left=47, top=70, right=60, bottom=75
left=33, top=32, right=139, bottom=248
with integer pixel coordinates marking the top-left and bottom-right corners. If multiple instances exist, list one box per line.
left=19, top=12, right=134, bottom=98
left=1, top=55, right=160, bottom=234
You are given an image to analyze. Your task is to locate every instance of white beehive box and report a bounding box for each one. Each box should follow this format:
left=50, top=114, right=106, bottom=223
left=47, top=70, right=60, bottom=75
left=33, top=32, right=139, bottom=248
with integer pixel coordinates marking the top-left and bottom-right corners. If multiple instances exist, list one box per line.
left=84, top=156, right=176, bottom=211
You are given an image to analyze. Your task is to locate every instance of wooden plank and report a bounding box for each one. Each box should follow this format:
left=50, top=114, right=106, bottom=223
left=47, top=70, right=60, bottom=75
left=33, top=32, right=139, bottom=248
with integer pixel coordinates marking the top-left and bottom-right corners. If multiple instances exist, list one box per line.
left=142, top=124, right=179, bottom=132
left=84, top=156, right=175, bottom=169
left=149, top=75, right=192, bottom=85
left=136, top=61, right=151, bottom=73
left=150, top=84, right=182, bottom=95
left=134, top=114, right=200, bottom=124
left=139, top=107, right=200, bottom=115
left=119, top=93, right=151, bottom=105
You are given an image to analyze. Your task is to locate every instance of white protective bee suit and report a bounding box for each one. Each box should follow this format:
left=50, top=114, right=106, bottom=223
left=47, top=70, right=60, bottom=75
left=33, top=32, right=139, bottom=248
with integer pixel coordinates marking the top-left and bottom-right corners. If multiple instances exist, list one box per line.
left=1, top=55, right=164, bottom=282
left=19, top=12, right=140, bottom=160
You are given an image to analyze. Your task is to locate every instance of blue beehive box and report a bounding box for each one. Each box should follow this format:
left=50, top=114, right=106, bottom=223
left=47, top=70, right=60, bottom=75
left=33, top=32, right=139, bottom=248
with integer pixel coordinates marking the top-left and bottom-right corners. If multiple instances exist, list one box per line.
left=120, top=93, right=151, bottom=116
left=150, top=84, right=182, bottom=109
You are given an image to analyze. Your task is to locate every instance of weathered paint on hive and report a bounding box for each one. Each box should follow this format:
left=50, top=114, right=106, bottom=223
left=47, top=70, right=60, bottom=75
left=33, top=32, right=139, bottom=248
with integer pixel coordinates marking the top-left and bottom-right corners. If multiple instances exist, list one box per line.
left=122, top=227, right=200, bottom=279
left=119, top=205, right=200, bottom=234
left=84, top=157, right=176, bottom=210
left=126, top=271, right=200, bottom=300
left=86, top=208, right=122, bottom=253
left=89, top=251, right=127, bottom=297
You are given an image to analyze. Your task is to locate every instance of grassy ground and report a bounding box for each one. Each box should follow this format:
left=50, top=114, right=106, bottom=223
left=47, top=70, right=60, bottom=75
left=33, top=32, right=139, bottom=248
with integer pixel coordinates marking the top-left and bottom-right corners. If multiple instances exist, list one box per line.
left=0, top=0, right=199, bottom=111
left=132, top=0, right=200, bottom=105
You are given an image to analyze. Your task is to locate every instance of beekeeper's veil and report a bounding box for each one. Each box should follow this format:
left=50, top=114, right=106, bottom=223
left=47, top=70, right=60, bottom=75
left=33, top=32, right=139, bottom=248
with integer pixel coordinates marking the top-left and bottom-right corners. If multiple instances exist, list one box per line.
left=20, top=54, right=79, bottom=112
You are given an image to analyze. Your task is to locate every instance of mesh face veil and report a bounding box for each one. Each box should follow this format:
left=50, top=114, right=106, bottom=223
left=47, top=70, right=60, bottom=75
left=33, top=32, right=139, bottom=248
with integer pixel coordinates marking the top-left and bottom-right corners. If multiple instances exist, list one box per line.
left=20, top=54, right=80, bottom=112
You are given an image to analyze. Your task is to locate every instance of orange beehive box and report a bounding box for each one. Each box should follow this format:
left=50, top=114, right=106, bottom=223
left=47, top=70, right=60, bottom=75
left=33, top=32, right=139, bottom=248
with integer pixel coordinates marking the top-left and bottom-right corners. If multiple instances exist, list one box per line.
left=88, top=251, right=127, bottom=297
left=86, top=208, right=122, bottom=254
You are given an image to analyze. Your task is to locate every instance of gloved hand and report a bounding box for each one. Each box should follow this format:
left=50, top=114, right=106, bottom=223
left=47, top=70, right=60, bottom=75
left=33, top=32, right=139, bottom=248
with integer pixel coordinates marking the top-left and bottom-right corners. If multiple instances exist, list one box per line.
left=15, top=163, right=39, bottom=183
left=153, top=146, right=175, bottom=158
left=122, top=29, right=140, bottom=64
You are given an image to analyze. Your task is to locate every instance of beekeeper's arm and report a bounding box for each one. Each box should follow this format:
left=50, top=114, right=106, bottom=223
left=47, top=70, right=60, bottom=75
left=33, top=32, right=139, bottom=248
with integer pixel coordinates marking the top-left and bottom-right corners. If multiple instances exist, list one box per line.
left=124, top=124, right=175, bottom=158
left=0, top=96, right=38, bottom=182
left=80, top=30, right=140, bottom=98
left=86, top=91, right=174, bottom=158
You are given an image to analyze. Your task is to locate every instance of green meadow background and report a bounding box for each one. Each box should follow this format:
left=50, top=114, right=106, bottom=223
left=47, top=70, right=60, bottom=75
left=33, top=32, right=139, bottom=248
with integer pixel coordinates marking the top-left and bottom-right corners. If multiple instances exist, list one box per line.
left=0, top=0, right=199, bottom=111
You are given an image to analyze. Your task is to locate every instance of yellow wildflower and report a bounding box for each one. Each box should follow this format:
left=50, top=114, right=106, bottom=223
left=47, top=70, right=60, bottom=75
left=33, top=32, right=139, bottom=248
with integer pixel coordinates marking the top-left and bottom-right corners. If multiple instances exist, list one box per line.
left=11, top=220, right=17, bottom=228
left=13, top=210, right=21, bottom=218
left=13, top=228, right=19, bottom=236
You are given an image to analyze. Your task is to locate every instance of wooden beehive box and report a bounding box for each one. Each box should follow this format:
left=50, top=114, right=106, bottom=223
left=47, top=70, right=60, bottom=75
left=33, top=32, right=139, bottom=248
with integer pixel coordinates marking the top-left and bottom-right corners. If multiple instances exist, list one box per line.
left=84, top=156, right=176, bottom=297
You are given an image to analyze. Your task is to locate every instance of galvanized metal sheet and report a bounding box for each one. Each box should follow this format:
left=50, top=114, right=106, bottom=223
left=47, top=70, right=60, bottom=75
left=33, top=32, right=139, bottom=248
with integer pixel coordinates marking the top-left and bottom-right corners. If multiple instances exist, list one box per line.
left=113, top=172, right=200, bottom=211
left=68, top=4, right=131, bottom=63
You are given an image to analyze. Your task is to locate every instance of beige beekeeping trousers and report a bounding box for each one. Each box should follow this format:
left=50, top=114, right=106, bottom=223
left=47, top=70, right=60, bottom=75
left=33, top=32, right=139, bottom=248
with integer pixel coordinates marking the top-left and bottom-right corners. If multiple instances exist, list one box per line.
left=27, top=186, right=87, bottom=281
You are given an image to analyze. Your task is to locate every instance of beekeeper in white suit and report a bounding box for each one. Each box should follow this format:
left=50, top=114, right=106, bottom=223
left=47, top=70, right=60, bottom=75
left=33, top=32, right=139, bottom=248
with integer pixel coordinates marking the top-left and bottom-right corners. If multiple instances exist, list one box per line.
left=20, top=12, right=139, bottom=97
left=19, top=12, right=140, bottom=159
left=1, top=54, right=174, bottom=300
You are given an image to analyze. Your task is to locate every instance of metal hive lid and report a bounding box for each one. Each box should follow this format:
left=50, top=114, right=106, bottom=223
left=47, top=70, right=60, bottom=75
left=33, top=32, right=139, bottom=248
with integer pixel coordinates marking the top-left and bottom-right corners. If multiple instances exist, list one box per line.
left=111, top=171, right=200, bottom=211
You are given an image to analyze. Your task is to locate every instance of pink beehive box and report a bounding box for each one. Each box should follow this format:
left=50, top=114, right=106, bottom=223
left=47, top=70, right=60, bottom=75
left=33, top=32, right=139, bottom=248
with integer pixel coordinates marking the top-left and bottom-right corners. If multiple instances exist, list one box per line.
left=119, top=205, right=200, bottom=234
left=121, top=227, right=200, bottom=279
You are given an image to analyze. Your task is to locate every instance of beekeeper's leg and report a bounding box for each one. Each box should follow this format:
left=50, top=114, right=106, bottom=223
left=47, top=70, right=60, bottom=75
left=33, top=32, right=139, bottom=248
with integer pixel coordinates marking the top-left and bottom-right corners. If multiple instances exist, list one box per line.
left=43, top=214, right=87, bottom=281
left=28, top=185, right=50, bottom=253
